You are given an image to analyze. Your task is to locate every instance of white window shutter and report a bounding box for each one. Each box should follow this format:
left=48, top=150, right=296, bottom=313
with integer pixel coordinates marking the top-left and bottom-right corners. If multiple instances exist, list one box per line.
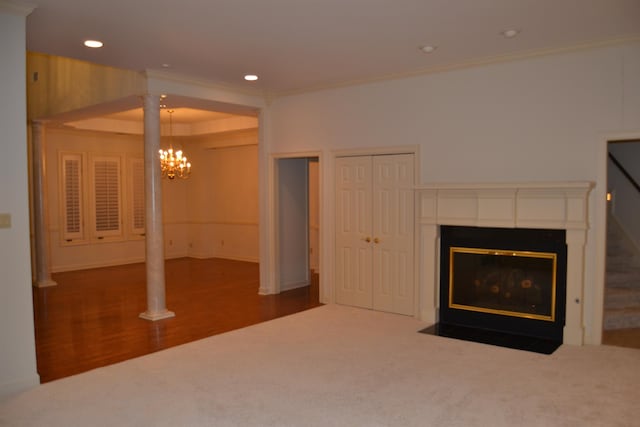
left=61, top=153, right=84, bottom=241
left=131, top=158, right=145, bottom=235
left=93, top=157, right=122, bottom=237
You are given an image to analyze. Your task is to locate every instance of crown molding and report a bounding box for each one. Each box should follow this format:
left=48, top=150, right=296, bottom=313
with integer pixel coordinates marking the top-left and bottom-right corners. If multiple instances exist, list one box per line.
left=275, top=35, right=640, bottom=98
left=0, top=0, right=36, bottom=16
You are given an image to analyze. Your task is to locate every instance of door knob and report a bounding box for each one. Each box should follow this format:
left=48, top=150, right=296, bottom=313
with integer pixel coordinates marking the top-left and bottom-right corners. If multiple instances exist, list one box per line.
left=374, top=238, right=380, bottom=244
left=365, top=237, right=371, bottom=243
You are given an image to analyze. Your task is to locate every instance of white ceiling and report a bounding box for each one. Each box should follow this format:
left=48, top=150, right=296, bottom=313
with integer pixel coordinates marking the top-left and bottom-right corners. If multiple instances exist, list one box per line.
left=25, top=0, right=640, bottom=96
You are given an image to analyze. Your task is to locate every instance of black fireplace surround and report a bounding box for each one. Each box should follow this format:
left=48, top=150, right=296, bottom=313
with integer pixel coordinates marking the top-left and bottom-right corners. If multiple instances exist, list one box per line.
left=435, top=225, right=567, bottom=353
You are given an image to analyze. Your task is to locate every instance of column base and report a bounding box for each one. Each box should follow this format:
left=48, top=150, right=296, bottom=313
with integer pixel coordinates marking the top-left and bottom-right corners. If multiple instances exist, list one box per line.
left=34, top=279, right=57, bottom=288
left=258, top=286, right=272, bottom=295
left=139, top=309, right=175, bottom=321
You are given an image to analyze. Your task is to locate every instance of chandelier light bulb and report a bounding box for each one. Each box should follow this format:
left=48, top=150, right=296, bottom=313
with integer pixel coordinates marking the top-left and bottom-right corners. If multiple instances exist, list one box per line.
left=158, top=110, right=192, bottom=180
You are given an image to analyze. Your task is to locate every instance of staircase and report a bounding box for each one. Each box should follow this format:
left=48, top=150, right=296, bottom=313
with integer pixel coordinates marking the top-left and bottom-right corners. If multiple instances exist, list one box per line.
left=603, top=216, right=640, bottom=330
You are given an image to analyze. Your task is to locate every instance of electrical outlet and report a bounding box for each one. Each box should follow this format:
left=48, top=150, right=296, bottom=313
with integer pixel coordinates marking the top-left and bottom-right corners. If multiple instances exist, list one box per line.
left=0, top=213, right=11, bottom=229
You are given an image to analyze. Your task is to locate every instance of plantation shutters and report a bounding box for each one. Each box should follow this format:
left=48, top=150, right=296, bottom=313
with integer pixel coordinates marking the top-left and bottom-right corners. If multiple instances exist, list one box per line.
left=93, top=156, right=122, bottom=238
left=61, top=153, right=84, bottom=241
left=130, top=158, right=145, bottom=235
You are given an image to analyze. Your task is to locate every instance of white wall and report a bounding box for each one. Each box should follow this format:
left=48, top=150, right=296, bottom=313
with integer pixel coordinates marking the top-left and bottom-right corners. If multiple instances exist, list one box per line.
left=0, top=6, right=40, bottom=398
left=268, top=42, right=640, bottom=344
left=186, top=136, right=259, bottom=262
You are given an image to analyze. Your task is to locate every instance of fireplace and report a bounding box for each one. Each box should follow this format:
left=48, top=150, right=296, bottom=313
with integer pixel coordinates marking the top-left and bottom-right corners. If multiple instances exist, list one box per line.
left=435, top=226, right=567, bottom=352
left=416, top=182, right=593, bottom=346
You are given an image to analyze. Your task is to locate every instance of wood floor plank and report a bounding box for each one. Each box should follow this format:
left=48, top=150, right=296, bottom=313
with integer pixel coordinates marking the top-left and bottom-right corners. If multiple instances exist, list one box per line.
left=33, top=258, right=320, bottom=383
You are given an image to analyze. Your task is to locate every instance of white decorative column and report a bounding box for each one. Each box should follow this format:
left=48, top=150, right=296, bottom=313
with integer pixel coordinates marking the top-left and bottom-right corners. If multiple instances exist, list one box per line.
left=140, top=94, right=175, bottom=321
left=31, top=121, right=56, bottom=288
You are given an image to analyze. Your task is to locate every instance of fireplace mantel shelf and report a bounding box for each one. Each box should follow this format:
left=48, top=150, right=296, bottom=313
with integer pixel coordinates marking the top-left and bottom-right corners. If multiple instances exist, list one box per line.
left=416, top=181, right=593, bottom=190
left=415, top=181, right=594, bottom=345
left=417, top=181, right=594, bottom=231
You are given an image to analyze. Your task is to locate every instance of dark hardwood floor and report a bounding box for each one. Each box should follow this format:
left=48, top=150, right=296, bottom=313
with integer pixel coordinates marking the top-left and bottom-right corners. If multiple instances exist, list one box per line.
left=602, top=328, right=640, bottom=350
left=33, top=258, right=321, bottom=383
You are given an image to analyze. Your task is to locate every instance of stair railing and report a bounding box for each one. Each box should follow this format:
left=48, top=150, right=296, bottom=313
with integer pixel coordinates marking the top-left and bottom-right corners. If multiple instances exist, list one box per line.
left=608, top=152, right=640, bottom=194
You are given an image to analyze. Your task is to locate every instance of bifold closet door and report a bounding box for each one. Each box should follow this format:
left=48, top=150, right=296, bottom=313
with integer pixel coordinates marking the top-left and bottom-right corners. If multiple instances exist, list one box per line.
left=335, top=154, right=414, bottom=315
left=335, top=156, right=374, bottom=309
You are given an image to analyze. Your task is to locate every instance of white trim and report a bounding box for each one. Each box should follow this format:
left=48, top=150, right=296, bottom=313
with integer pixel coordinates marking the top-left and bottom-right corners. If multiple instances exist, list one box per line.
left=276, top=36, right=640, bottom=98
left=0, top=0, right=36, bottom=16
left=269, top=151, right=323, bottom=296
left=51, top=257, right=146, bottom=273
left=258, top=109, right=273, bottom=295
left=334, top=145, right=419, bottom=158
left=280, top=280, right=311, bottom=292
left=594, top=130, right=640, bottom=345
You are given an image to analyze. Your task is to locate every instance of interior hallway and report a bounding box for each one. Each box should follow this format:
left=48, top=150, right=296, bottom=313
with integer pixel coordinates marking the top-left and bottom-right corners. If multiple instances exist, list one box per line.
left=33, top=258, right=321, bottom=383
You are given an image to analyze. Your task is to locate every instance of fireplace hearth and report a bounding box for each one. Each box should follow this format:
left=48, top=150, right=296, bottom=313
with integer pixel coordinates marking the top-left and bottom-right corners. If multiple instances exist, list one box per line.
left=432, top=225, right=567, bottom=354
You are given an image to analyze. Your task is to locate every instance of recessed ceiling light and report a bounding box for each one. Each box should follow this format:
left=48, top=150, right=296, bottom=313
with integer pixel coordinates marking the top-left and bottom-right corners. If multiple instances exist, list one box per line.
left=501, top=29, right=520, bottom=38
left=244, top=74, right=259, bottom=81
left=83, top=40, right=103, bottom=48
left=419, top=45, right=437, bottom=54
left=162, top=63, right=171, bottom=68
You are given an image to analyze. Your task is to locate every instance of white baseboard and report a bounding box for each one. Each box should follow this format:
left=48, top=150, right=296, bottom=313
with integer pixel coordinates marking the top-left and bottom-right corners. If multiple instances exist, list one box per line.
left=52, top=257, right=146, bottom=273
left=52, top=254, right=258, bottom=273
left=190, top=252, right=259, bottom=263
left=280, top=280, right=310, bottom=292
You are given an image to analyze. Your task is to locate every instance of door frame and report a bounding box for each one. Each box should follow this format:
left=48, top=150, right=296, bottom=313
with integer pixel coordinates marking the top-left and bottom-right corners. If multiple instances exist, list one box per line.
left=595, top=130, right=640, bottom=344
left=596, top=130, right=640, bottom=345
left=267, top=151, right=322, bottom=295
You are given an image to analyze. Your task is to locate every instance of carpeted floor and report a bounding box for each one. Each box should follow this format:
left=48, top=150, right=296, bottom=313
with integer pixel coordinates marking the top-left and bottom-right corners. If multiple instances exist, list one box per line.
left=1, top=304, right=639, bottom=426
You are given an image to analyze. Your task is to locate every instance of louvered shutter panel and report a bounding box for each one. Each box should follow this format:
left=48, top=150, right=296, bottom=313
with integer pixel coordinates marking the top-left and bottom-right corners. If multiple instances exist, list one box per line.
left=93, top=157, right=121, bottom=237
left=131, top=158, right=145, bottom=235
left=61, top=154, right=84, bottom=241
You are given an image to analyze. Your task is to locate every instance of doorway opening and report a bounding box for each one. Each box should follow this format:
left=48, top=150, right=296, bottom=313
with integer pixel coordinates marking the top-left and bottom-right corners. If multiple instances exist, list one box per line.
left=602, top=139, right=640, bottom=349
left=275, top=156, right=320, bottom=303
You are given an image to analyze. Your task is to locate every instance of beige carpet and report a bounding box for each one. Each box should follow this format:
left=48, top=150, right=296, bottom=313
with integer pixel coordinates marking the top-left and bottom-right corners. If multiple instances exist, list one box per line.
left=1, top=304, right=639, bottom=426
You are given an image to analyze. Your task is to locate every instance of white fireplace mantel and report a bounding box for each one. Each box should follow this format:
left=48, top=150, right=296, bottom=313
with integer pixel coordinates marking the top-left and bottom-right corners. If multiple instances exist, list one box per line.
left=416, top=181, right=594, bottom=345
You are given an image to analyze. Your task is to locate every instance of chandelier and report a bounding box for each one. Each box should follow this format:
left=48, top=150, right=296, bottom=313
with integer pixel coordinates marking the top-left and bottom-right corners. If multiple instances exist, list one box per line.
left=159, top=109, right=192, bottom=180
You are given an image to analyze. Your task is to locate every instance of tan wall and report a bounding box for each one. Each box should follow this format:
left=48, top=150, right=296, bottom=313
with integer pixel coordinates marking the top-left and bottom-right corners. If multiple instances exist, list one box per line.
left=186, top=131, right=259, bottom=261
left=27, top=52, right=145, bottom=120
left=44, top=127, right=259, bottom=271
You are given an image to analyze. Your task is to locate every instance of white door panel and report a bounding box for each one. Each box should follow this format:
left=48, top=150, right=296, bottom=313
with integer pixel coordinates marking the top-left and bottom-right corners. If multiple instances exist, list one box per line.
left=335, top=153, right=415, bottom=315
left=335, top=156, right=373, bottom=308
left=372, top=154, right=414, bottom=315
